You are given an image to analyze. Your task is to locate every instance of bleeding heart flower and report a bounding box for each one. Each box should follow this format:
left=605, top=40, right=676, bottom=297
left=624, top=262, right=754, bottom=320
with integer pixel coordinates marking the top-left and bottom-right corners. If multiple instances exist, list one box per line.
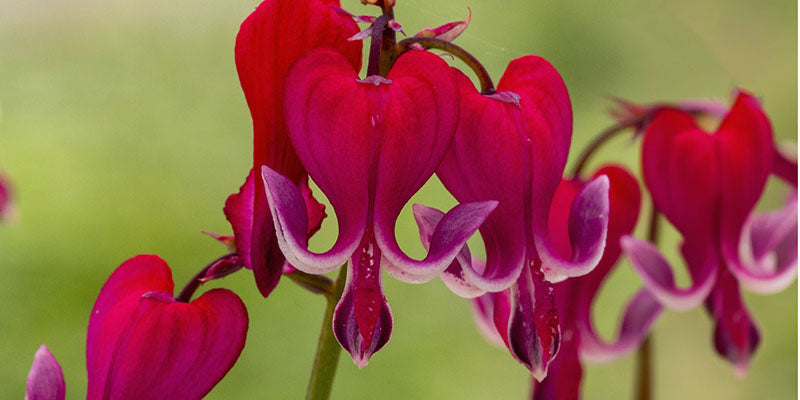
left=262, top=48, right=497, bottom=366
left=26, top=345, right=65, bottom=400
left=414, top=56, right=610, bottom=379
left=224, top=0, right=362, bottom=297
left=622, top=90, right=798, bottom=374
left=85, top=255, right=248, bottom=399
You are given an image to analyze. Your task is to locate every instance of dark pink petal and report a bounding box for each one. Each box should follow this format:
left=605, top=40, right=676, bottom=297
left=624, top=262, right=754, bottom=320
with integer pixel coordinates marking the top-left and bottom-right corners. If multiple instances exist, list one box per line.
left=414, top=8, right=471, bottom=42
left=300, top=176, right=327, bottom=238
left=506, top=262, right=560, bottom=381
left=26, top=345, right=65, bottom=400
left=641, top=109, right=721, bottom=239
left=224, top=169, right=284, bottom=296
left=87, top=255, right=173, bottom=399
left=87, top=255, right=248, bottom=400
left=578, top=289, right=662, bottom=363
left=535, top=175, right=610, bottom=281
left=730, top=193, right=797, bottom=294
left=705, top=268, right=760, bottom=376
left=262, top=166, right=365, bottom=274
left=622, top=236, right=717, bottom=310
left=333, top=235, right=393, bottom=367
left=199, top=254, right=245, bottom=283
left=236, top=0, right=361, bottom=177
left=531, top=330, right=581, bottom=400
left=412, top=204, right=485, bottom=297
left=103, top=289, right=248, bottom=399
left=717, top=91, right=775, bottom=287
left=772, top=145, right=798, bottom=186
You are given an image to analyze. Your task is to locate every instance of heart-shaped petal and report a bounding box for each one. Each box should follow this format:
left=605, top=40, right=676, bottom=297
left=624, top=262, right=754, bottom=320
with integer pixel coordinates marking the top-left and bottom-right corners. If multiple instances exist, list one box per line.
left=87, top=255, right=248, bottom=400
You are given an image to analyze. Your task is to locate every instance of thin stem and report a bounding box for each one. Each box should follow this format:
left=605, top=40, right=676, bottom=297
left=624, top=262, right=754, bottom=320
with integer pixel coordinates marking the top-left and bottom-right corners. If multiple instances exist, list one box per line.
left=571, top=123, right=631, bottom=178
left=366, top=15, right=390, bottom=77
left=305, top=267, right=348, bottom=400
left=176, top=253, right=237, bottom=303
left=396, top=37, right=494, bottom=94
left=635, top=206, right=660, bottom=400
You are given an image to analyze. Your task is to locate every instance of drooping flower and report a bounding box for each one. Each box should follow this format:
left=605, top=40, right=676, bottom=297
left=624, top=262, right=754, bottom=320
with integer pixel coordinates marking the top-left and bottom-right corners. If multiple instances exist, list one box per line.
left=86, top=255, right=248, bottom=399
left=262, top=48, right=497, bottom=366
left=414, top=56, right=610, bottom=379
left=224, top=0, right=362, bottom=297
left=26, top=345, right=65, bottom=400
left=622, top=90, right=798, bottom=374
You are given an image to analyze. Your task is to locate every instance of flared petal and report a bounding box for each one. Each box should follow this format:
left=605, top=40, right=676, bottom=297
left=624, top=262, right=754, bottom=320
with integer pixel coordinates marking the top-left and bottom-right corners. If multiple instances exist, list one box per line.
left=705, top=268, right=760, bottom=376
left=435, top=56, right=575, bottom=292
left=413, top=204, right=486, bottom=297
left=87, top=255, right=248, bottom=400
left=731, top=193, right=797, bottom=293
left=224, top=170, right=284, bottom=296
left=236, top=0, right=361, bottom=178
left=26, top=345, right=65, bottom=400
left=283, top=48, right=469, bottom=277
left=534, top=175, right=610, bottom=281
left=333, top=235, right=393, bottom=367
left=578, top=289, right=662, bottom=363
left=380, top=200, right=497, bottom=283
left=622, top=236, right=717, bottom=310
left=262, top=166, right=365, bottom=274
left=505, top=263, right=560, bottom=381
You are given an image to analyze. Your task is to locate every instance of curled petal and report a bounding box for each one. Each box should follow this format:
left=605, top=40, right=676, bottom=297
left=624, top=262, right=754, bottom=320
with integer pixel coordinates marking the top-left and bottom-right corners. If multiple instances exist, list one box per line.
left=26, top=345, right=65, bottom=400
left=414, top=8, right=471, bottom=42
left=412, top=204, right=485, bottom=297
left=379, top=200, right=497, bottom=283
left=706, top=269, right=760, bottom=376
left=622, top=236, right=717, bottom=310
left=224, top=169, right=284, bottom=296
left=535, top=175, right=610, bottom=281
left=333, top=237, right=393, bottom=367
left=262, top=166, right=365, bottom=274
left=772, top=144, right=798, bottom=186
left=579, top=289, right=663, bottom=363
left=729, top=194, right=797, bottom=294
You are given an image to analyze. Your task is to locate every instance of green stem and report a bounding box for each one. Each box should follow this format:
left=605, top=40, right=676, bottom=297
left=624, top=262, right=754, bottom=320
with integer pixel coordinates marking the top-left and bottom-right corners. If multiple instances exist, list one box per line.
left=305, top=267, right=347, bottom=400
left=635, top=206, right=660, bottom=400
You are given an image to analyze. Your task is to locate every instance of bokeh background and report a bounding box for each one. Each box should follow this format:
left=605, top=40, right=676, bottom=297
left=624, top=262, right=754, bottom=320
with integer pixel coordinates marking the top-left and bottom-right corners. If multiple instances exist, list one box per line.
left=0, top=0, right=796, bottom=398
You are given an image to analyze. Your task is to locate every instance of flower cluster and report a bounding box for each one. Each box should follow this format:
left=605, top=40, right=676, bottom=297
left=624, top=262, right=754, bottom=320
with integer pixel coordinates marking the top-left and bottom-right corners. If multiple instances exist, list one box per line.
left=20, top=0, right=796, bottom=399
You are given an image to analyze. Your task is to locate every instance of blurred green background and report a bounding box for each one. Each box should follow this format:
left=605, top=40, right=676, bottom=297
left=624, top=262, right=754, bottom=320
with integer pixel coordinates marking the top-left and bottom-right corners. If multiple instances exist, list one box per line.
left=0, top=0, right=796, bottom=398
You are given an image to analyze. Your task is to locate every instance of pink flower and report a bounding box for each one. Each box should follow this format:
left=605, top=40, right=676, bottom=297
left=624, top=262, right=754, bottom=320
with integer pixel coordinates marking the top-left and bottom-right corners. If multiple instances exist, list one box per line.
left=414, top=56, right=610, bottom=379
left=261, top=48, right=496, bottom=366
left=27, top=255, right=248, bottom=399
left=224, top=0, right=362, bottom=296
left=623, top=90, right=797, bottom=374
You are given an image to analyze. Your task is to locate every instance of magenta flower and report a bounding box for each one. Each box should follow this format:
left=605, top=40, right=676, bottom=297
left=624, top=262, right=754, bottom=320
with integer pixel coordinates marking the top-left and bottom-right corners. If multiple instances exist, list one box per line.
left=414, top=56, right=610, bottom=378
left=622, top=90, right=798, bottom=373
left=224, top=0, right=362, bottom=296
left=27, top=255, right=249, bottom=399
left=261, top=48, right=497, bottom=366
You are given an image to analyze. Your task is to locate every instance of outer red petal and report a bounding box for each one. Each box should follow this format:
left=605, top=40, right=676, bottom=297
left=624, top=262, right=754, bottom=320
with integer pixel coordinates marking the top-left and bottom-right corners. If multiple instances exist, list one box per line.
left=87, top=255, right=248, bottom=400
left=236, top=0, right=361, bottom=177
